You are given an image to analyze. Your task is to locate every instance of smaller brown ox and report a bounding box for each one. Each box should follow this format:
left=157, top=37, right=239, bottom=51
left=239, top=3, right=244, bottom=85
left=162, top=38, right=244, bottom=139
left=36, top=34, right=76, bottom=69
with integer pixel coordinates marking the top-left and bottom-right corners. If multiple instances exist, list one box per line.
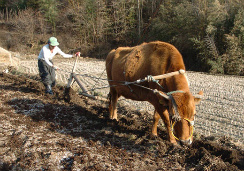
left=106, top=41, right=203, bottom=145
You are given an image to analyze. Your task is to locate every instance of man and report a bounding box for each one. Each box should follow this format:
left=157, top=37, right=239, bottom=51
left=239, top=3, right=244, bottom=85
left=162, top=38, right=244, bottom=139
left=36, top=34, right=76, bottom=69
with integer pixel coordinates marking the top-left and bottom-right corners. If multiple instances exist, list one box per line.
left=38, top=37, right=80, bottom=94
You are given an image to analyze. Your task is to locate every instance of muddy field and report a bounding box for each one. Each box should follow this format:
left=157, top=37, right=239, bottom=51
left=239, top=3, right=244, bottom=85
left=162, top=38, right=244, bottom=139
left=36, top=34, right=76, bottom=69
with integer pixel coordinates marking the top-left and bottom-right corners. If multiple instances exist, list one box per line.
left=0, top=69, right=244, bottom=170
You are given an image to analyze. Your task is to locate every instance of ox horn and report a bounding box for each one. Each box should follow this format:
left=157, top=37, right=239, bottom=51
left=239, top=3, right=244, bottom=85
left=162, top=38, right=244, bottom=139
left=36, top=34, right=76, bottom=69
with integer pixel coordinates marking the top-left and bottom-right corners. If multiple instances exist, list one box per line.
left=193, top=91, right=204, bottom=105
left=193, top=94, right=203, bottom=99
left=193, top=90, right=204, bottom=99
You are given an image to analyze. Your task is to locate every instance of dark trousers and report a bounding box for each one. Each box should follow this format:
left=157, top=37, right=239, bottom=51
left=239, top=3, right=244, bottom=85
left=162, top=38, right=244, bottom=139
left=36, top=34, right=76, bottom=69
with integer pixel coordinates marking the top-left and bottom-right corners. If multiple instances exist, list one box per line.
left=38, top=59, right=56, bottom=86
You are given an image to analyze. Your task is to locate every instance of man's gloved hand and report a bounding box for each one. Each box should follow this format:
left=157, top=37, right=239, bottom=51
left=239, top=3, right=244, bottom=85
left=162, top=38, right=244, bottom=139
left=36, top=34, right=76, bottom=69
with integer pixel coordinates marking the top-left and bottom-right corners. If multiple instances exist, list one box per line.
left=53, top=65, right=59, bottom=70
left=75, top=52, right=81, bottom=57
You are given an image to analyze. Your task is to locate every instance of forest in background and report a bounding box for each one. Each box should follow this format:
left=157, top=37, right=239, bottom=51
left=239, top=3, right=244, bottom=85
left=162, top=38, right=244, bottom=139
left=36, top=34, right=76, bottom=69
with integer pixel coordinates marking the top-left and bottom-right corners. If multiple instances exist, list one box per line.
left=0, top=0, right=243, bottom=75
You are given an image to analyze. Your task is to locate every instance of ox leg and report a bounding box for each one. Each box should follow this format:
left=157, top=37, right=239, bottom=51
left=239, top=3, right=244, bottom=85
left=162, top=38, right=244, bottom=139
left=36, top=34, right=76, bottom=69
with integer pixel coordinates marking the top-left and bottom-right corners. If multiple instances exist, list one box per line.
left=152, top=111, right=160, bottom=136
left=161, top=110, right=177, bottom=144
left=109, top=88, right=119, bottom=120
left=153, top=109, right=177, bottom=144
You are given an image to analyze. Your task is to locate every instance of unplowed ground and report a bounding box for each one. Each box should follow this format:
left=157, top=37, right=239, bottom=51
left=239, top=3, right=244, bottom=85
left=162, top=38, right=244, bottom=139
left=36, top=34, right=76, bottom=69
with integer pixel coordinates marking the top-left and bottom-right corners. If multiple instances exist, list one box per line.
left=0, top=72, right=243, bottom=171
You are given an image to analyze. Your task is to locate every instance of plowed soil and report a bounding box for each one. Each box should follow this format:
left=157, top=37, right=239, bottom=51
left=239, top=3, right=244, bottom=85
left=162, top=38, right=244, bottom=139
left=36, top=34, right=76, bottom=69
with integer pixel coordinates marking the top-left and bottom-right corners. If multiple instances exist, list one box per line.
left=0, top=72, right=243, bottom=171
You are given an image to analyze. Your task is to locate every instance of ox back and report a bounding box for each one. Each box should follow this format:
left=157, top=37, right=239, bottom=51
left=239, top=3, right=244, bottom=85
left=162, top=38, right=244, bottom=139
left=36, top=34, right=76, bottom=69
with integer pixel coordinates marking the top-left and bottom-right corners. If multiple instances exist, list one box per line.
left=106, top=41, right=189, bottom=102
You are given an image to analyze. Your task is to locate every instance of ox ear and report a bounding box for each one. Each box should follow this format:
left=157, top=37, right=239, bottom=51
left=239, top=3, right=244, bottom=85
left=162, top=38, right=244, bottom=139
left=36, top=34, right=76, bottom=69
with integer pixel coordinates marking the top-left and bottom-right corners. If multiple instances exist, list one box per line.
left=194, top=90, right=203, bottom=105
left=154, top=90, right=170, bottom=106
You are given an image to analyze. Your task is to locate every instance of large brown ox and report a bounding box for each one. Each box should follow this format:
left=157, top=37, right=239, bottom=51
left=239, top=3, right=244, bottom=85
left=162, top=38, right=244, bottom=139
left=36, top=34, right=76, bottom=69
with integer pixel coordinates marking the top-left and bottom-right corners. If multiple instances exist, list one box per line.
left=106, top=41, right=203, bottom=145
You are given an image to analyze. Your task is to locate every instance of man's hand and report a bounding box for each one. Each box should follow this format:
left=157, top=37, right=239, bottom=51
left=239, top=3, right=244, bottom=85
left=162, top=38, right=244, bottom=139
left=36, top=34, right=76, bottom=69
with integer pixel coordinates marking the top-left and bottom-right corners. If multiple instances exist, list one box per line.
left=75, top=52, right=81, bottom=57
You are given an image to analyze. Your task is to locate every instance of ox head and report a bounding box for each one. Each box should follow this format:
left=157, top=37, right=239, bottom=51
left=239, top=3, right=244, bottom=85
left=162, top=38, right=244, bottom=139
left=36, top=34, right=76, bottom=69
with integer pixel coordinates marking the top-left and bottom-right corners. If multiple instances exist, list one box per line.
left=155, top=90, right=203, bottom=145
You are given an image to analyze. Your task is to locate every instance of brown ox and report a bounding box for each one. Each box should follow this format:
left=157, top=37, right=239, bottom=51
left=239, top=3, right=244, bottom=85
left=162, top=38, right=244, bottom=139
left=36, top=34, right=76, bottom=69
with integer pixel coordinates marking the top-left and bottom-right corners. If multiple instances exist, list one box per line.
left=106, top=41, right=203, bottom=145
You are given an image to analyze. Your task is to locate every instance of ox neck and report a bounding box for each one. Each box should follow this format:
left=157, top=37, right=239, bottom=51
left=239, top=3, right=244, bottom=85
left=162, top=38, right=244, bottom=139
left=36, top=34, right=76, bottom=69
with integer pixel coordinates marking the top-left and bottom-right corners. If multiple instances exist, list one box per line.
left=164, top=73, right=189, bottom=93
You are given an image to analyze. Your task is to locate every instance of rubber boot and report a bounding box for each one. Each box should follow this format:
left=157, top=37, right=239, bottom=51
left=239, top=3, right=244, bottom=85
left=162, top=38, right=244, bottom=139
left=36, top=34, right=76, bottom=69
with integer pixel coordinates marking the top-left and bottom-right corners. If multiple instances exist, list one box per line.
left=51, top=81, right=56, bottom=87
left=45, top=85, right=53, bottom=95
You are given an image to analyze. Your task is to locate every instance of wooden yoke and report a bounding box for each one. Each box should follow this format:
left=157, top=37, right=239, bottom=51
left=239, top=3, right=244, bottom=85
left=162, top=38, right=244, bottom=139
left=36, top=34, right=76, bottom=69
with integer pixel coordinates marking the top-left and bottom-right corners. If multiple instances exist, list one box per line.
left=145, top=69, right=185, bottom=81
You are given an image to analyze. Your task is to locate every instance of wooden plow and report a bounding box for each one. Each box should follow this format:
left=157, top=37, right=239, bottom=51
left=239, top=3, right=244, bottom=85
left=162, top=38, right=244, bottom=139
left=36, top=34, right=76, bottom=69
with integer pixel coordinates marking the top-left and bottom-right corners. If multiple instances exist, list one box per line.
left=65, top=55, right=186, bottom=102
left=66, top=55, right=108, bottom=102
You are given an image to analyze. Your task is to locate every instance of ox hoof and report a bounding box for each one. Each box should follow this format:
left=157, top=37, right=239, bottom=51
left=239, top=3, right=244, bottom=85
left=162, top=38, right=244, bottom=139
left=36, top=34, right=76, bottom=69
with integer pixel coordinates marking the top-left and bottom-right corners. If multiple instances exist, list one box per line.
left=167, top=141, right=180, bottom=148
left=169, top=141, right=181, bottom=147
left=109, top=118, right=119, bottom=126
left=109, top=118, right=118, bottom=121
left=150, top=134, right=158, bottom=140
left=173, top=142, right=180, bottom=147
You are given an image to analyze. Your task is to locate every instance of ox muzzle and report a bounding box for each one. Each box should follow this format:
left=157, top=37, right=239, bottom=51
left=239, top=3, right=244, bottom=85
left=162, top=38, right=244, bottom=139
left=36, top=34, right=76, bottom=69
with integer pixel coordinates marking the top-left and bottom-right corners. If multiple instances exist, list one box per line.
left=171, top=118, right=194, bottom=145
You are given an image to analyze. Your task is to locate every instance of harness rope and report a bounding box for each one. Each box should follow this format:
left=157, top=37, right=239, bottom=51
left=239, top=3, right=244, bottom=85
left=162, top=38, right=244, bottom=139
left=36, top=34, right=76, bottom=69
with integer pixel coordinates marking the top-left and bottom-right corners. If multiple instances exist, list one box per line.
left=172, top=118, right=194, bottom=141
left=170, top=95, right=195, bottom=142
